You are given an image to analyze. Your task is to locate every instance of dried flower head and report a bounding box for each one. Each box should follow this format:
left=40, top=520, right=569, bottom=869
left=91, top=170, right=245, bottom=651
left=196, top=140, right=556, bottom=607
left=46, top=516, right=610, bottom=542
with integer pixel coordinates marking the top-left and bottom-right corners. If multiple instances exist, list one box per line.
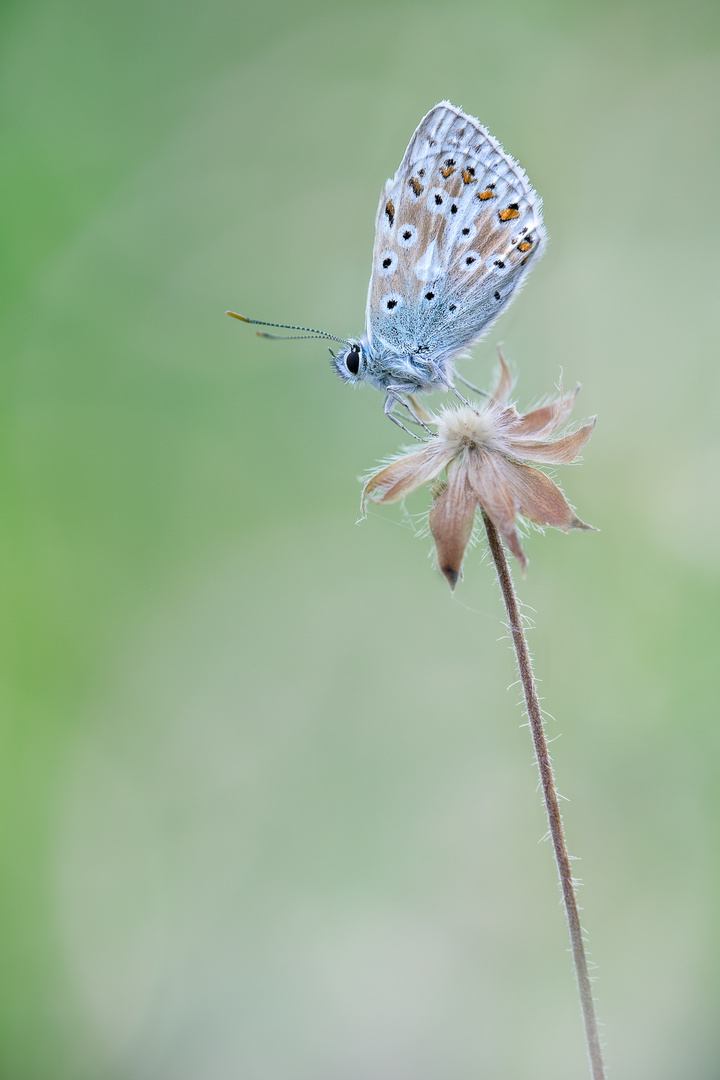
left=363, top=355, right=596, bottom=588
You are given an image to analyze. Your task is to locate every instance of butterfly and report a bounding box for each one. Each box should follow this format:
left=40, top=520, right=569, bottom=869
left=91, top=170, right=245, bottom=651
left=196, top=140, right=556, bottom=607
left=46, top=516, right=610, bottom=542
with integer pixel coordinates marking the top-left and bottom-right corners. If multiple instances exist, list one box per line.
left=228, top=101, right=546, bottom=433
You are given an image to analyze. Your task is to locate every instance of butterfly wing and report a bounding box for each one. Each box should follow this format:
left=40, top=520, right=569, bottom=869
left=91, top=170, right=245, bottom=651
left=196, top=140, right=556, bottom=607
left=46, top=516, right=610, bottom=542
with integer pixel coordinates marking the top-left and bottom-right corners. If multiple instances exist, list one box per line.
left=365, top=101, right=546, bottom=373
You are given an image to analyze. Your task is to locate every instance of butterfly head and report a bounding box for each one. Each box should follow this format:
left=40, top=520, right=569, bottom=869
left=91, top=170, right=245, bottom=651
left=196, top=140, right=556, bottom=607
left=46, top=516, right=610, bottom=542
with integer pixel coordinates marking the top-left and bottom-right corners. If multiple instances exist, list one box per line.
left=332, top=339, right=368, bottom=385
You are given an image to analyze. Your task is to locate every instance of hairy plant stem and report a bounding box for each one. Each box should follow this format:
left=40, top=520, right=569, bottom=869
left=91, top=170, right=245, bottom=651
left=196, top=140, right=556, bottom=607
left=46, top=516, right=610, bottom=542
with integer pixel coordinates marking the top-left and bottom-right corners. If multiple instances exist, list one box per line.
left=482, top=512, right=606, bottom=1080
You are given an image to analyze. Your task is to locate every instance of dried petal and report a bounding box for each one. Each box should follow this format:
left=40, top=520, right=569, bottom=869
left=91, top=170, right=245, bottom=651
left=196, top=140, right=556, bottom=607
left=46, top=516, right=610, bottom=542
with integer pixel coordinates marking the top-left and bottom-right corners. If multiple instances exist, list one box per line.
left=428, top=461, right=479, bottom=589
left=514, top=387, right=580, bottom=437
left=466, top=451, right=529, bottom=568
left=362, top=444, right=448, bottom=509
left=507, top=420, right=596, bottom=464
left=503, top=461, right=594, bottom=531
left=490, top=350, right=513, bottom=405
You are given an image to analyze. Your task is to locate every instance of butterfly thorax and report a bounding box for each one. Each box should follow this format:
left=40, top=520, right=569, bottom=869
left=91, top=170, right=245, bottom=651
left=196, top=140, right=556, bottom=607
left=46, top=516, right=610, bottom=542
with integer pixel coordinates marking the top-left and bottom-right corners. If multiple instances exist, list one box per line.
left=333, top=338, right=450, bottom=394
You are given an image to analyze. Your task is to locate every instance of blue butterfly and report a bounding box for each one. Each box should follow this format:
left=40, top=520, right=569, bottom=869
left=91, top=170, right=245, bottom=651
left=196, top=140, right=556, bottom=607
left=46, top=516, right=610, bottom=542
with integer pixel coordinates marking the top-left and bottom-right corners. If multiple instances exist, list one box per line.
left=229, top=102, right=545, bottom=433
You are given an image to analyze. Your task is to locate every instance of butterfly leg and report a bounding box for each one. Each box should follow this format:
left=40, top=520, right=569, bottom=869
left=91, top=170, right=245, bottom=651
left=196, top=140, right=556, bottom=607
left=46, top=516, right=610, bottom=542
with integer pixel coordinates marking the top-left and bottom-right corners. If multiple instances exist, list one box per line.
left=407, top=393, right=434, bottom=425
left=403, top=394, right=434, bottom=433
left=427, top=362, right=478, bottom=412
left=384, top=390, right=432, bottom=438
left=384, top=395, right=417, bottom=437
left=455, top=372, right=488, bottom=398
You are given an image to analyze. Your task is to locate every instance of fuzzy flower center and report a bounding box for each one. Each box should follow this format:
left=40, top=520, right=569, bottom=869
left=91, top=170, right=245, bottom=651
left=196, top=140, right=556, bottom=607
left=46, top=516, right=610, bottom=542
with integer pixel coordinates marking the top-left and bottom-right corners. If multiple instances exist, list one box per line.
left=436, top=403, right=509, bottom=455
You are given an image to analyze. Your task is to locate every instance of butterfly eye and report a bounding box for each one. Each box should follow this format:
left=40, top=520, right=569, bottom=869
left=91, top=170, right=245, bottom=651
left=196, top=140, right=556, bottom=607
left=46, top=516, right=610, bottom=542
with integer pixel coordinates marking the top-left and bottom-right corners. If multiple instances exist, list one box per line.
left=331, top=343, right=364, bottom=384
left=345, top=345, right=361, bottom=376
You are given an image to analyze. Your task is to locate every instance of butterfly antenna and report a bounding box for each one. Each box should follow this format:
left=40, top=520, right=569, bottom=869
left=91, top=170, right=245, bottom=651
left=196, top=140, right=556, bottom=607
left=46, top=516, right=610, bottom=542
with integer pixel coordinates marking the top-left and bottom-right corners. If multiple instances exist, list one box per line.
left=226, top=311, right=349, bottom=345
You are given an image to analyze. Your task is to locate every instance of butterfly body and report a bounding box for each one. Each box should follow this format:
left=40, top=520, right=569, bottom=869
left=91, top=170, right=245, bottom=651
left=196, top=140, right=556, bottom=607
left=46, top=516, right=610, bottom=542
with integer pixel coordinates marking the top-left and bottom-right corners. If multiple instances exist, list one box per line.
left=332, top=102, right=546, bottom=419
left=334, top=336, right=443, bottom=395
left=229, top=102, right=545, bottom=430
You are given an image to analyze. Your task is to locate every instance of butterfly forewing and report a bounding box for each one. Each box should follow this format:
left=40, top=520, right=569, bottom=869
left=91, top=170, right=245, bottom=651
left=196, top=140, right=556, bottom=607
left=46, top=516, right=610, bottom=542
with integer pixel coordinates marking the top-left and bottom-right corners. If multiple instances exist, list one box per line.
left=366, top=102, right=546, bottom=370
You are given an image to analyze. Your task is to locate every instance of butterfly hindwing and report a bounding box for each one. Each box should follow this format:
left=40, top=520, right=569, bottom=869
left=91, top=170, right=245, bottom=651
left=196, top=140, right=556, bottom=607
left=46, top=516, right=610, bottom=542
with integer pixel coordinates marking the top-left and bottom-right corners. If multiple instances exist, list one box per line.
left=366, top=102, right=546, bottom=371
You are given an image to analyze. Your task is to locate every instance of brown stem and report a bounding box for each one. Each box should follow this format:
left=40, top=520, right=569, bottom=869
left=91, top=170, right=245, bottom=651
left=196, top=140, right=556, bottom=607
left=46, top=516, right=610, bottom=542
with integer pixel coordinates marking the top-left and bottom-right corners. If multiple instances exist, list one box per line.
left=482, top=512, right=606, bottom=1080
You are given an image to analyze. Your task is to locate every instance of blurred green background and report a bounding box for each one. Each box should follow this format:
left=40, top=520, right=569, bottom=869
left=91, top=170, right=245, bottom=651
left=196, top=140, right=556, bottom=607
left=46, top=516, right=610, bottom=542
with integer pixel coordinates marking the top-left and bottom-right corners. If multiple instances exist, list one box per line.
left=2, top=0, right=720, bottom=1076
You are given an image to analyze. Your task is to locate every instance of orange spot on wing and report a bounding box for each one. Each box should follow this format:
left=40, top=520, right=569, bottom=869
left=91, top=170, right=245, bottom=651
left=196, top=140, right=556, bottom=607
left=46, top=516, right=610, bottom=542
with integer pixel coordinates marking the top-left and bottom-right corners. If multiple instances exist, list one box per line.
left=499, top=207, right=520, bottom=221
left=408, top=176, right=424, bottom=196
left=441, top=165, right=455, bottom=178
left=478, top=189, right=497, bottom=200
left=462, top=169, right=476, bottom=184
left=385, top=199, right=395, bottom=225
left=517, top=239, right=533, bottom=252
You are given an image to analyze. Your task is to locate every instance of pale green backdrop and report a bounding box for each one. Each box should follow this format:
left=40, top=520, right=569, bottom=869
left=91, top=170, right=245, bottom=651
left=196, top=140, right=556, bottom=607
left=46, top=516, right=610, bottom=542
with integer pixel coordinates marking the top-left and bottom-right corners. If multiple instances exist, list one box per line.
left=2, top=0, right=719, bottom=1077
